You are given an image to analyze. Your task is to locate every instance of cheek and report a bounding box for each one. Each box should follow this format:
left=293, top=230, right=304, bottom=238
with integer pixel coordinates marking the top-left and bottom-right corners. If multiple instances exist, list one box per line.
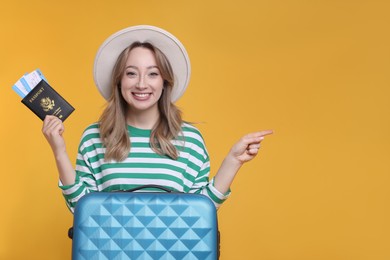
left=156, top=83, right=164, bottom=98
left=120, top=78, right=135, bottom=92
left=120, top=86, right=126, bottom=99
left=119, top=80, right=130, bottom=99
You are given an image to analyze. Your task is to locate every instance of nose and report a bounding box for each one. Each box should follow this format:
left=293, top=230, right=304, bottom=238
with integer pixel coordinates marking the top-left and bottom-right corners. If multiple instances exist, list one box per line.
left=136, top=76, right=147, bottom=89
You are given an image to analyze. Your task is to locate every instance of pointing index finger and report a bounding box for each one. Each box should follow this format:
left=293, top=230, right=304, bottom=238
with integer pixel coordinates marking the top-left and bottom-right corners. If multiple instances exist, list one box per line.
left=258, top=130, right=274, bottom=137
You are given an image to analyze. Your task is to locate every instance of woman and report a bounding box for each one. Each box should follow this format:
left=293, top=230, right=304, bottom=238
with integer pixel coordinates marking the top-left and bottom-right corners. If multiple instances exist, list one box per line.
left=42, top=25, right=272, bottom=212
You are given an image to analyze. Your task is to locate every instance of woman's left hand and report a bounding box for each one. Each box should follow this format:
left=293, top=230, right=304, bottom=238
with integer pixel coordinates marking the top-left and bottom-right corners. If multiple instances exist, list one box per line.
left=228, top=130, right=273, bottom=165
left=213, top=130, right=273, bottom=194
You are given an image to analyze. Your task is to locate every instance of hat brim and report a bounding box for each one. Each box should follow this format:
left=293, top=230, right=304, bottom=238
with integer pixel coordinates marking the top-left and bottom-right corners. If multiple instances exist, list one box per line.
left=93, top=25, right=191, bottom=102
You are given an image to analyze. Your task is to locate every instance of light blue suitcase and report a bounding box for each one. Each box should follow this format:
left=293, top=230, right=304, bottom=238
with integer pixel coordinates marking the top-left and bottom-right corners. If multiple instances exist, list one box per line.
left=70, top=185, right=220, bottom=260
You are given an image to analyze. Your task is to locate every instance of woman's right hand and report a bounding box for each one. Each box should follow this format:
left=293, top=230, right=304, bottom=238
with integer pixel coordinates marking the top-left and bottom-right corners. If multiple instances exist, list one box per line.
left=42, top=115, right=76, bottom=185
left=42, top=115, right=66, bottom=155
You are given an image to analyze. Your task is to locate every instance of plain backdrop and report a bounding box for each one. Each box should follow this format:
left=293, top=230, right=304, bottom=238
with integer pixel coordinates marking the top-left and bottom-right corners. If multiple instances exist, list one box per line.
left=1, top=1, right=389, bottom=259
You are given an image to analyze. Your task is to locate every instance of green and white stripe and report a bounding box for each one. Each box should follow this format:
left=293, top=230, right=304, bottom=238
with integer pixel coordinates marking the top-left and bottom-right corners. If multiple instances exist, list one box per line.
left=59, top=122, right=229, bottom=212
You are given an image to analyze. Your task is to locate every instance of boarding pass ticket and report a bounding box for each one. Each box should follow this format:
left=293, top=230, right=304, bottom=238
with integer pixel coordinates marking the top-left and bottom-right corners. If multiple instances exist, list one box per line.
left=12, top=69, right=47, bottom=98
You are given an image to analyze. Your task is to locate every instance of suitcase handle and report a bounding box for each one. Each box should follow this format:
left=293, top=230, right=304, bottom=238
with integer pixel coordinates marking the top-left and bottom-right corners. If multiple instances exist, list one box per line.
left=124, top=184, right=174, bottom=193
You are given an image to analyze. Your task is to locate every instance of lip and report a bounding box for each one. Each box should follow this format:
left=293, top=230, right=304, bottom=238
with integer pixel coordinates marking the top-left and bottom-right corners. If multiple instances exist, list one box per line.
left=132, top=92, right=152, bottom=101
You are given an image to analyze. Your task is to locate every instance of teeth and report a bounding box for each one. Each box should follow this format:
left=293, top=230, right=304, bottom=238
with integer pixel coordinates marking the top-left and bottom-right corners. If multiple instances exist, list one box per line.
left=134, top=93, right=149, bottom=97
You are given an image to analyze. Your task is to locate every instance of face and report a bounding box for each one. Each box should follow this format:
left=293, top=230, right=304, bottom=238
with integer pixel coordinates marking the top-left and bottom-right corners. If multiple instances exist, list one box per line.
left=120, top=47, right=164, bottom=115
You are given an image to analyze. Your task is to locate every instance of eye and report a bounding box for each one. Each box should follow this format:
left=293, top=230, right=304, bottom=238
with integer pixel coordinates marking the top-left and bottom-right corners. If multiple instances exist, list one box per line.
left=126, top=71, right=137, bottom=77
left=148, top=72, right=160, bottom=77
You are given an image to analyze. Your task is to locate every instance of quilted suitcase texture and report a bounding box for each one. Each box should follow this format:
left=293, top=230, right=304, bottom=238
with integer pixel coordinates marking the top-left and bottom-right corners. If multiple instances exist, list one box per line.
left=71, top=188, right=219, bottom=260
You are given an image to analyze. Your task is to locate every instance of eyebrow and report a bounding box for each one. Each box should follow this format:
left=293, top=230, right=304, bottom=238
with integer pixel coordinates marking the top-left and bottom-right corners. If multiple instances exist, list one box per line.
left=125, top=65, right=159, bottom=70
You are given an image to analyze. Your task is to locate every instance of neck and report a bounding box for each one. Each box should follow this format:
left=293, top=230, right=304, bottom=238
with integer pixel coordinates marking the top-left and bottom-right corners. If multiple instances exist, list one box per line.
left=126, top=107, right=160, bottom=129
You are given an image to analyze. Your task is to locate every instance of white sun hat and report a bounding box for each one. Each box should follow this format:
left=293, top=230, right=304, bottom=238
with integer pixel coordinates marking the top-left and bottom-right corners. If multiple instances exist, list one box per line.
left=93, top=25, right=191, bottom=102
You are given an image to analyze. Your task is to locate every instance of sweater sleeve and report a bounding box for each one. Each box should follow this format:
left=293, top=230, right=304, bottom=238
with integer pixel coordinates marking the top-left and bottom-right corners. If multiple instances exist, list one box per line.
left=188, top=151, right=231, bottom=209
left=184, top=125, right=231, bottom=208
left=58, top=125, right=99, bottom=213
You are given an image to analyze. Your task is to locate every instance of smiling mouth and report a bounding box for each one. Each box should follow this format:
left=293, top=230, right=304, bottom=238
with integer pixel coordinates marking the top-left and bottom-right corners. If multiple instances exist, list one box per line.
left=131, top=92, right=152, bottom=101
left=132, top=93, right=151, bottom=97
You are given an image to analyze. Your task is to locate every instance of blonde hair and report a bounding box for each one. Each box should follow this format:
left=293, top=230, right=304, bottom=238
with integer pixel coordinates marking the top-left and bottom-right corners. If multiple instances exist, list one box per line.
left=99, top=42, right=183, bottom=161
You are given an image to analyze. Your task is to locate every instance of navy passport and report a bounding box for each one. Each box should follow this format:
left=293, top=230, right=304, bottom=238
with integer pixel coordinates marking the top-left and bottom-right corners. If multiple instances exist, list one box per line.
left=21, top=80, right=74, bottom=121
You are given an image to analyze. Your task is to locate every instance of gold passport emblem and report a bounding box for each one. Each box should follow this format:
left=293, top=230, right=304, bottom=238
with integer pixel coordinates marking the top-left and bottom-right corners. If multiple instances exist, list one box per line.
left=40, top=97, right=55, bottom=111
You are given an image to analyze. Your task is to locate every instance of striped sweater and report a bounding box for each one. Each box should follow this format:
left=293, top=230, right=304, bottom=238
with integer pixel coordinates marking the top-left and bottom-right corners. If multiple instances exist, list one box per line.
left=59, top=122, right=230, bottom=212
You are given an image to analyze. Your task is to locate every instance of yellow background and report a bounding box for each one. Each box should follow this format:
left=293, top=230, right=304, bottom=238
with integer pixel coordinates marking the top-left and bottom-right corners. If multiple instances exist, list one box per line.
left=1, top=0, right=389, bottom=259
